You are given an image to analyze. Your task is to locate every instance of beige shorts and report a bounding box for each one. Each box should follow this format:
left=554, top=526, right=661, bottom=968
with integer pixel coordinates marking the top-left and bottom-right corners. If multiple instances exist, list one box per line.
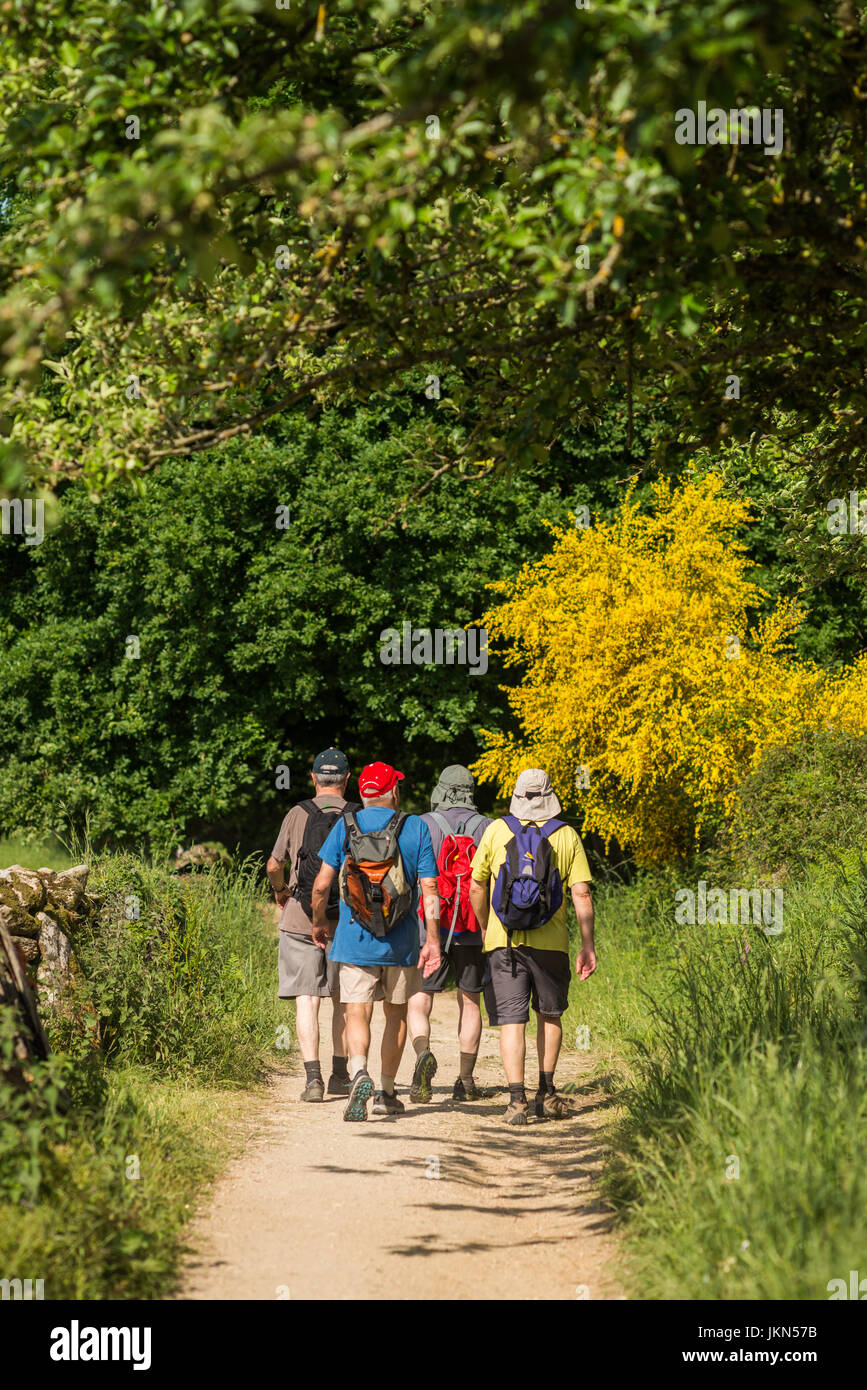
left=339, top=963, right=421, bottom=1005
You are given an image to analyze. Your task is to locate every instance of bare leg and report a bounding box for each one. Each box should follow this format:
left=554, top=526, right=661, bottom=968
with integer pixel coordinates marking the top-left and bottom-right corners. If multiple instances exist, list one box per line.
left=330, top=998, right=347, bottom=1057
left=535, top=1013, right=563, bottom=1078
left=344, top=1001, right=374, bottom=1070
left=406, top=990, right=433, bottom=1048
left=381, top=1001, right=408, bottom=1078
left=456, top=989, right=482, bottom=1053
left=294, top=995, right=322, bottom=1062
left=499, top=1022, right=526, bottom=1086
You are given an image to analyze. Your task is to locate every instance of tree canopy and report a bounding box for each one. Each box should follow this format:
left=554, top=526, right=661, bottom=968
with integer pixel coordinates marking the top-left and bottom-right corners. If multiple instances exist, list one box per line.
left=1, top=394, right=635, bottom=850
left=1, top=0, right=866, bottom=497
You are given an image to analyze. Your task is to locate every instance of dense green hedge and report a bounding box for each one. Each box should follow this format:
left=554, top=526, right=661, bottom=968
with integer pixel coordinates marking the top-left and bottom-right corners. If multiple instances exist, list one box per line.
left=724, top=729, right=867, bottom=876
left=1, top=394, right=648, bottom=850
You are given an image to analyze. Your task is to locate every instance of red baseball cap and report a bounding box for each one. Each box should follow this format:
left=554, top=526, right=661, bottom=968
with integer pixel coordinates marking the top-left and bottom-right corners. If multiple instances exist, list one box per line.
left=358, top=761, right=405, bottom=797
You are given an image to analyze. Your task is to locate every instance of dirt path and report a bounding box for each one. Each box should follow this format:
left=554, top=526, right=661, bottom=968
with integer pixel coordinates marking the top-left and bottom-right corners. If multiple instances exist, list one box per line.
left=178, top=994, right=625, bottom=1300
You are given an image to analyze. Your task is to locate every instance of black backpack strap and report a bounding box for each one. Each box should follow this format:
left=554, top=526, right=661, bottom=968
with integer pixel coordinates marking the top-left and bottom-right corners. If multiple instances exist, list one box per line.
left=292, top=799, right=319, bottom=878
left=503, top=834, right=520, bottom=902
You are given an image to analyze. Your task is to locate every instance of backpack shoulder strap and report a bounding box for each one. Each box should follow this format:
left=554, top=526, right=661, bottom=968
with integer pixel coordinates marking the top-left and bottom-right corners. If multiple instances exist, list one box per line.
left=540, top=817, right=565, bottom=840
left=429, top=811, right=454, bottom=841
left=502, top=814, right=521, bottom=835
left=457, top=810, right=487, bottom=839
left=298, top=798, right=318, bottom=817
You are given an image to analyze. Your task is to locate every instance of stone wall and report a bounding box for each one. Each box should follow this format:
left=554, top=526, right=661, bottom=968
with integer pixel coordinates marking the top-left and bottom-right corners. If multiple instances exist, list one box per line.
left=0, top=864, right=101, bottom=1008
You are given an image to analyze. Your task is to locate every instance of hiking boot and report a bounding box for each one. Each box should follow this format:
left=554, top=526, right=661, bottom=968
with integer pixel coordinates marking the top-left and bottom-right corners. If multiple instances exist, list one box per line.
left=409, top=1048, right=438, bottom=1103
left=372, top=1089, right=406, bottom=1116
left=343, top=1071, right=374, bottom=1122
left=327, top=1073, right=351, bottom=1096
left=452, top=1077, right=487, bottom=1102
left=534, top=1089, right=573, bottom=1120
left=300, top=1078, right=324, bottom=1102
left=503, top=1098, right=529, bottom=1126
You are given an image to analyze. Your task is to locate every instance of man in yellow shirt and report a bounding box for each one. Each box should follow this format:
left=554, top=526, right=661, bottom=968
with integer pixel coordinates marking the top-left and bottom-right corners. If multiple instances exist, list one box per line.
left=469, top=768, right=596, bottom=1125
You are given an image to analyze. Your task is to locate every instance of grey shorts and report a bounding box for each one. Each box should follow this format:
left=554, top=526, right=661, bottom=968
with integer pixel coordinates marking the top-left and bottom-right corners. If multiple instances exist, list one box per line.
left=278, top=931, right=340, bottom=999
left=482, top=946, right=571, bottom=1025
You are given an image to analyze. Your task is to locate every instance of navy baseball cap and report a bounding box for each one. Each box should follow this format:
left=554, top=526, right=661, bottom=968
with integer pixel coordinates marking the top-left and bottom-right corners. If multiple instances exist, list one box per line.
left=313, top=747, right=349, bottom=776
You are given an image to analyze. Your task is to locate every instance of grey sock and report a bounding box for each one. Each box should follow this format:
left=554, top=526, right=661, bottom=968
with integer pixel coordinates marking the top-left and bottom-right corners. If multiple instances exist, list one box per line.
left=412, top=1035, right=430, bottom=1058
left=304, top=1061, right=322, bottom=1083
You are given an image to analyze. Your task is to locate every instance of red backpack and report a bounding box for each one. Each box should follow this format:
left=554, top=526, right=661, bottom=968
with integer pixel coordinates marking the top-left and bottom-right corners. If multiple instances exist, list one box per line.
left=424, top=811, right=487, bottom=949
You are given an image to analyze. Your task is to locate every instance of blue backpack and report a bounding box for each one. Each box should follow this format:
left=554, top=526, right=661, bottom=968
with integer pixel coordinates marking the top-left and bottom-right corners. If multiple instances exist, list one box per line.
left=491, top=815, right=565, bottom=940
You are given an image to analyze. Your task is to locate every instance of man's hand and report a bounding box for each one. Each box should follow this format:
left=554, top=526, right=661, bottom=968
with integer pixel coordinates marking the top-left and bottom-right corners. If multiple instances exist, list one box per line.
left=576, top=946, right=597, bottom=980
left=418, top=876, right=442, bottom=977
left=310, top=862, right=338, bottom=947
left=418, top=938, right=442, bottom=979
left=275, top=887, right=291, bottom=908
left=571, top=881, right=596, bottom=980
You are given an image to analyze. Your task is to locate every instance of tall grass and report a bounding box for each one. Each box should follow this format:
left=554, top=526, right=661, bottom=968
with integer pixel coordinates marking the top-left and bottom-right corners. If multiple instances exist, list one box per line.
left=0, top=846, right=286, bottom=1298
left=58, top=849, right=280, bottom=1084
left=579, top=862, right=867, bottom=1300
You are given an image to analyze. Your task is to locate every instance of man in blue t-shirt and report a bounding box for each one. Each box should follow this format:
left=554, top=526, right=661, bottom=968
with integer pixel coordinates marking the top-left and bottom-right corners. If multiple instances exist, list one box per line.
left=312, top=761, right=441, bottom=1122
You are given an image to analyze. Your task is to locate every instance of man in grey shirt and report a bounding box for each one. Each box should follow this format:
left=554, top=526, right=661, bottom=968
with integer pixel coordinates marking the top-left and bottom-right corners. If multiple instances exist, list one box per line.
left=406, top=765, right=490, bottom=1104
left=266, top=748, right=352, bottom=1102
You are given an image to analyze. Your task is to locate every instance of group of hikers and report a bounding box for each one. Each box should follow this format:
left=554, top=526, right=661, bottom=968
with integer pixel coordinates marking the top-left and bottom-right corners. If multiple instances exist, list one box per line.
left=266, top=750, right=597, bottom=1125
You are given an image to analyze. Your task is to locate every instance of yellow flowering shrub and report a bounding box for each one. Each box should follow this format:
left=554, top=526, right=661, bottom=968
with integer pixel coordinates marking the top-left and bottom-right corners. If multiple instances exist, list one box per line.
left=472, top=475, right=867, bottom=865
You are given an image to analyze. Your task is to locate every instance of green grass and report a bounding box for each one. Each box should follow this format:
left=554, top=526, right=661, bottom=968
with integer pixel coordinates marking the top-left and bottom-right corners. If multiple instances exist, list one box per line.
left=567, top=863, right=867, bottom=1300
left=0, top=833, right=75, bottom=871
left=0, top=1068, right=264, bottom=1299
left=1, top=845, right=293, bottom=1298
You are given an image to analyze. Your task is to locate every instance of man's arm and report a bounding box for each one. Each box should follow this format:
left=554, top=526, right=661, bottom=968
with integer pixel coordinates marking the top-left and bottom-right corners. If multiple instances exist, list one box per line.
left=469, top=878, right=489, bottom=942
left=571, top=881, right=596, bottom=980
left=310, top=862, right=338, bottom=948
left=417, top=876, right=442, bottom=977
left=266, top=854, right=291, bottom=908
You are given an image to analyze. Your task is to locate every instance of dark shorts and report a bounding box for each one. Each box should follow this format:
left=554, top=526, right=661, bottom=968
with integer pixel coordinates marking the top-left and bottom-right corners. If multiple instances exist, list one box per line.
left=417, top=940, right=485, bottom=995
left=278, top=931, right=340, bottom=999
left=482, top=946, right=571, bottom=1025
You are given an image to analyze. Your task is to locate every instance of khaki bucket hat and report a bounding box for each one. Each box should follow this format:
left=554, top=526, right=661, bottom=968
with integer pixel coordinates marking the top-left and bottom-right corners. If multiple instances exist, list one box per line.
left=509, top=768, right=561, bottom=821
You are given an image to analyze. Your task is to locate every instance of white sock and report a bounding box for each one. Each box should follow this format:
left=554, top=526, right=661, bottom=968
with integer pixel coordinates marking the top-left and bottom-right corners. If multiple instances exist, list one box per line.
left=349, top=1054, right=367, bottom=1079
left=381, top=1074, right=395, bottom=1095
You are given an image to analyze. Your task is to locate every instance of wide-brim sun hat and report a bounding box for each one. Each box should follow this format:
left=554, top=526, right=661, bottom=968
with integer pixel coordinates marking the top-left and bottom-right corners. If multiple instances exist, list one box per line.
left=509, top=768, right=561, bottom=821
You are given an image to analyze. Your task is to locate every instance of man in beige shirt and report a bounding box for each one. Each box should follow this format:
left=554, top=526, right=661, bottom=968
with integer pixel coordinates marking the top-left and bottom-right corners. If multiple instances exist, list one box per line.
left=266, top=748, right=355, bottom=1102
